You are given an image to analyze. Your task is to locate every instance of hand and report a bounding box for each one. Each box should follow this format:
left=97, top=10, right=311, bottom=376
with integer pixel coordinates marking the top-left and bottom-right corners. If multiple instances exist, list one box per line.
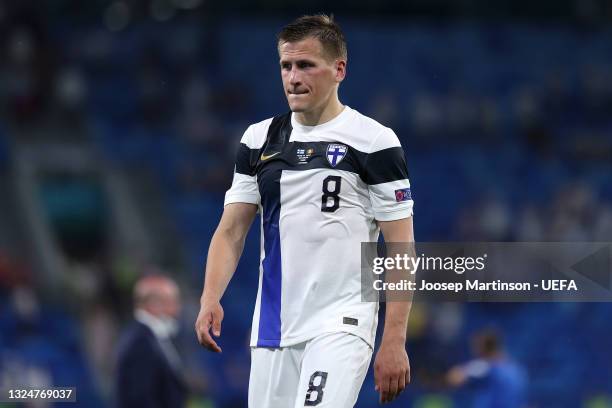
left=373, top=340, right=410, bottom=404
left=195, top=301, right=224, bottom=353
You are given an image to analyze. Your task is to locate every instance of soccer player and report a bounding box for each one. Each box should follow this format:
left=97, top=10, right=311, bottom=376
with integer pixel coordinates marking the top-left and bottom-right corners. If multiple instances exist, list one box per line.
left=446, top=330, right=528, bottom=408
left=195, top=14, right=415, bottom=407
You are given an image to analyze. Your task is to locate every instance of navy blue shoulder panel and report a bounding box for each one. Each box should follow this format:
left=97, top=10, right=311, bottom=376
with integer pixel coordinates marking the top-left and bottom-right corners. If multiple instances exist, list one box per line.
left=264, top=112, right=293, bottom=147
left=234, top=112, right=292, bottom=177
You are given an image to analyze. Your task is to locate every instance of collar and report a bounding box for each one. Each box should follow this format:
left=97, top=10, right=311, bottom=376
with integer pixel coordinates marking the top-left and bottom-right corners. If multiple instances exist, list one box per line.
left=291, top=105, right=351, bottom=132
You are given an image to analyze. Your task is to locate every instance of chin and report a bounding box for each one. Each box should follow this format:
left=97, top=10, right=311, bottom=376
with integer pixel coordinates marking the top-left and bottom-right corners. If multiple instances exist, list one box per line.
left=287, top=102, right=307, bottom=112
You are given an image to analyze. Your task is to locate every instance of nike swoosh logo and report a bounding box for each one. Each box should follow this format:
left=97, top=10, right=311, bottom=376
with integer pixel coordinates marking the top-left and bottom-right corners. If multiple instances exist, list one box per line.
left=260, top=152, right=281, bottom=161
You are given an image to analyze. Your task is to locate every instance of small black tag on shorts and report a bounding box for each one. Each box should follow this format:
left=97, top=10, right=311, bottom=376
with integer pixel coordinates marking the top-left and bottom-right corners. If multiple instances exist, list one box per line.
left=343, top=317, right=358, bottom=326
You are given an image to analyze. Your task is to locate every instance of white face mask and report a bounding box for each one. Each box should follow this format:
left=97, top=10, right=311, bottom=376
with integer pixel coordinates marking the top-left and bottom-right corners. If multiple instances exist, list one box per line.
left=12, top=287, right=39, bottom=321
left=158, top=315, right=179, bottom=337
left=135, top=309, right=180, bottom=339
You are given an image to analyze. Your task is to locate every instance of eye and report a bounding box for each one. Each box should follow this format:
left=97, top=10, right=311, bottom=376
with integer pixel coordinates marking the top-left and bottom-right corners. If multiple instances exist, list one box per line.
left=297, top=61, right=314, bottom=69
left=281, top=62, right=292, bottom=70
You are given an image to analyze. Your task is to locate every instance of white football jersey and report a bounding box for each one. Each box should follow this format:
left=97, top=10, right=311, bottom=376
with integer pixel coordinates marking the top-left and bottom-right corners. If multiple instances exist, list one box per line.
left=224, top=106, right=414, bottom=348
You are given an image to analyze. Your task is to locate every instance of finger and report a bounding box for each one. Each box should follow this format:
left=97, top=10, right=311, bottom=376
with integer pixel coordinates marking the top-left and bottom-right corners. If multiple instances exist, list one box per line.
left=199, top=327, right=222, bottom=352
left=195, top=324, right=203, bottom=344
left=374, top=363, right=381, bottom=392
left=398, top=370, right=406, bottom=395
left=387, top=374, right=399, bottom=402
left=374, top=371, right=382, bottom=403
left=212, top=312, right=222, bottom=337
left=194, top=318, right=208, bottom=344
left=406, top=368, right=411, bottom=384
left=196, top=315, right=222, bottom=352
left=380, top=375, right=391, bottom=404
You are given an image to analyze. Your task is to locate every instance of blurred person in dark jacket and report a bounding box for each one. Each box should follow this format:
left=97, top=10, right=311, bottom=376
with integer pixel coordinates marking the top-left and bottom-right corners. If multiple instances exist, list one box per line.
left=446, top=329, right=527, bottom=408
left=115, top=274, right=187, bottom=408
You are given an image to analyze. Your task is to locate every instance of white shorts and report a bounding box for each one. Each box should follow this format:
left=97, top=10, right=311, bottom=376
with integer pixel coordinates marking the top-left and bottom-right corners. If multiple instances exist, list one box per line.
left=248, top=332, right=373, bottom=408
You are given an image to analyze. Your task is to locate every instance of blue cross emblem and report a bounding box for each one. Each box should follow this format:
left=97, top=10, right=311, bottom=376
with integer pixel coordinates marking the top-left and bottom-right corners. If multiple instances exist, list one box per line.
left=326, top=144, right=347, bottom=167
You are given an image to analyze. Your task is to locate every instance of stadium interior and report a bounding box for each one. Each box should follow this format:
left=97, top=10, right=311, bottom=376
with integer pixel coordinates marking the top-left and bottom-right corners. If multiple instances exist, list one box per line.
left=0, top=1, right=611, bottom=406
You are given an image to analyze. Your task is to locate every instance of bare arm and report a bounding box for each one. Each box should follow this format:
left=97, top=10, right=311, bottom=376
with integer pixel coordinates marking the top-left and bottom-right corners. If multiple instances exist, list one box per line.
left=195, top=202, right=258, bottom=352
left=374, top=216, right=415, bottom=404
left=378, top=216, right=414, bottom=346
left=201, top=202, right=258, bottom=303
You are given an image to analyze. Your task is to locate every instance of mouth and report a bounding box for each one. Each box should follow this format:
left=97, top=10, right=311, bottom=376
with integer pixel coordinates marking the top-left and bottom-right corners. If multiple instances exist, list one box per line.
left=288, top=90, right=309, bottom=96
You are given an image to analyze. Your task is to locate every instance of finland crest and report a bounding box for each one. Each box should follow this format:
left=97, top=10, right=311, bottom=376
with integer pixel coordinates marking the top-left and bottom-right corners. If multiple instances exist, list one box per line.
left=326, top=143, right=347, bottom=167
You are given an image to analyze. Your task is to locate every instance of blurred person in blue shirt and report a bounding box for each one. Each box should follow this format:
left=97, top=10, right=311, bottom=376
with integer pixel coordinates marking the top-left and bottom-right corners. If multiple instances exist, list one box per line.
left=446, top=329, right=527, bottom=408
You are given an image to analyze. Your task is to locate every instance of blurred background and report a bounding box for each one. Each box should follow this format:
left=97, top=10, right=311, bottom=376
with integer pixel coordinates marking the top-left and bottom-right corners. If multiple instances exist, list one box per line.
left=0, top=0, right=611, bottom=407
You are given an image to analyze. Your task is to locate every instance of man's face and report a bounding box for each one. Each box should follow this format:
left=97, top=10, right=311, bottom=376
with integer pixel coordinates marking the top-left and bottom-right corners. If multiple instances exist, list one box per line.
left=279, top=37, right=345, bottom=113
left=148, top=282, right=181, bottom=319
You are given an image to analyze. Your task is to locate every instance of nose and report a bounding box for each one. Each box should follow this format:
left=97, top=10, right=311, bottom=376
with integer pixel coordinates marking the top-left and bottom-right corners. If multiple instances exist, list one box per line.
left=289, top=66, right=301, bottom=86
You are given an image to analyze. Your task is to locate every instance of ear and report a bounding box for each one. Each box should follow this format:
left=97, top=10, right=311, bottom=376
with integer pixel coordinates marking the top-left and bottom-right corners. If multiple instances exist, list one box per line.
left=335, top=59, right=347, bottom=83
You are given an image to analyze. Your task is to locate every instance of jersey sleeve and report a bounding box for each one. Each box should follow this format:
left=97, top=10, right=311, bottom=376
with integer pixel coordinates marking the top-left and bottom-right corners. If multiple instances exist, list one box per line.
left=364, top=128, right=414, bottom=221
left=224, top=126, right=261, bottom=206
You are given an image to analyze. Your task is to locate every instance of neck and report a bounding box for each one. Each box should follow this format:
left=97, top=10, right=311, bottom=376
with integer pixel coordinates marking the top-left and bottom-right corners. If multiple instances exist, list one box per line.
left=294, top=95, right=344, bottom=126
